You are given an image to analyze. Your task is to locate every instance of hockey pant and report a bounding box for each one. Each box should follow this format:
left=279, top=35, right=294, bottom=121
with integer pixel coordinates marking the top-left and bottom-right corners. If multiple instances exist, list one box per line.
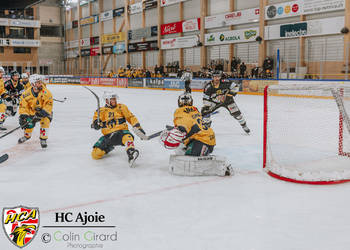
left=202, top=101, right=247, bottom=128
left=185, top=80, right=191, bottom=93
left=184, top=140, right=214, bottom=156
left=92, top=130, right=135, bottom=160
left=23, top=117, right=51, bottom=141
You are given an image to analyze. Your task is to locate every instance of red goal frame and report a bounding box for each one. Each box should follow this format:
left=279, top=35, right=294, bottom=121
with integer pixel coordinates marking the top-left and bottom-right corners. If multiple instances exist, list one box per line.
left=263, top=85, right=350, bottom=185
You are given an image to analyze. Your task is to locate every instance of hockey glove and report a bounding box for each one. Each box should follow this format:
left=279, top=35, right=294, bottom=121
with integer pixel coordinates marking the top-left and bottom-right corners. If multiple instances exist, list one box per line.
left=19, top=115, right=38, bottom=129
left=91, top=120, right=101, bottom=130
left=132, top=123, right=147, bottom=140
left=35, top=108, right=50, bottom=118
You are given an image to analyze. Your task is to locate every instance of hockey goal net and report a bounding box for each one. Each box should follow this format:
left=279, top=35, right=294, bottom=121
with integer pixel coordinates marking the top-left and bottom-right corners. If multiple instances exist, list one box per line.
left=263, top=83, right=350, bottom=184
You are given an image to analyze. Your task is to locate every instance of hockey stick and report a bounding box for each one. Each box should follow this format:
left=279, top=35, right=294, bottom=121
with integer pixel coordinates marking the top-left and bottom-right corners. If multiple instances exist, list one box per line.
left=0, top=125, right=22, bottom=139
left=146, top=125, right=174, bottom=140
left=0, top=154, right=9, bottom=163
left=53, top=97, right=67, bottom=103
left=331, top=89, right=350, bottom=134
left=83, top=86, right=101, bottom=125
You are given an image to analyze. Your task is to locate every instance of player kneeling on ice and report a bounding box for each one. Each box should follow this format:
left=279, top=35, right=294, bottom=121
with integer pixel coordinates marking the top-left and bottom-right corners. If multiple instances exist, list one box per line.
left=160, top=93, right=233, bottom=176
left=201, top=71, right=250, bottom=134
left=18, top=74, right=53, bottom=148
left=91, top=91, right=147, bottom=167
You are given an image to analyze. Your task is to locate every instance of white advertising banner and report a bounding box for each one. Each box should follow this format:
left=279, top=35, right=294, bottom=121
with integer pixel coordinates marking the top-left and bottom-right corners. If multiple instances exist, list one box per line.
left=161, top=0, right=189, bottom=7
left=205, top=28, right=259, bottom=46
left=0, top=18, right=8, bottom=26
left=265, top=0, right=345, bottom=20
left=80, top=38, right=90, bottom=47
left=67, top=40, right=79, bottom=49
left=100, top=10, right=113, bottom=21
left=161, top=35, right=199, bottom=49
left=303, top=0, right=345, bottom=15
left=182, top=18, right=200, bottom=33
left=264, top=16, right=344, bottom=40
left=205, top=8, right=260, bottom=29
left=265, top=1, right=302, bottom=20
left=10, top=39, right=40, bottom=47
left=9, top=19, right=40, bottom=28
left=0, top=39, right=9, bottom=46
left=129, top=2, right=143, bottom=14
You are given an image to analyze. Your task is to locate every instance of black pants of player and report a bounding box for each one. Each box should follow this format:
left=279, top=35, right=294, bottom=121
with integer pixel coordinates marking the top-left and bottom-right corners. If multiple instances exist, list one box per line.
left=185, top=80, right=191, bottom=93
left=93, top=130, right=134, bottom=153
left=185, top=140, right=214, bottom=156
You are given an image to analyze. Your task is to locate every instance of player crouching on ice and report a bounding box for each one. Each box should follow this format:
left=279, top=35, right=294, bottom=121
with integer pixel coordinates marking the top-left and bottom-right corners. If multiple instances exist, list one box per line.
left=201, top=71, right=250, bottom=134
left=91, top=91, right=147, bottom=167
left=18, top=74, right=53, bottom=148
left=160, top=93, right=233, bottom=176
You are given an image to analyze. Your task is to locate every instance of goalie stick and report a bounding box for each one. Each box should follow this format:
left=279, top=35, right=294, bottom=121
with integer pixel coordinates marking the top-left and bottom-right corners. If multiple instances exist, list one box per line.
left=83, top=86, right=101, bottom=125
left=0, top=153, right=8, bottom=164
left=331, top=89, right=350, bottom=134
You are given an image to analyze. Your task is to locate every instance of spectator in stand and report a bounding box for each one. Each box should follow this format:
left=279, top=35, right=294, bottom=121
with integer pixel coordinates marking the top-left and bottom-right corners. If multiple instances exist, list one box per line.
left=251, top=66, right=259, bottom=79
left=263, top=57, right=273, bottom=78
left=145, top=70, right=151, bottom=78
left=239, top=62, right=247, bottom=78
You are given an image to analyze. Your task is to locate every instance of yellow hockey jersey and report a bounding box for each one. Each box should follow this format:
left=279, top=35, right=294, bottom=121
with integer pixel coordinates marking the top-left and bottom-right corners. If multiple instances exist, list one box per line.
left=93, top=103, right=139, bottom=135
left=19, top=87, right=53, bottom=116
left=0, top=79, right=5, bottom=97
left=174, top=106, right=216, bottom=146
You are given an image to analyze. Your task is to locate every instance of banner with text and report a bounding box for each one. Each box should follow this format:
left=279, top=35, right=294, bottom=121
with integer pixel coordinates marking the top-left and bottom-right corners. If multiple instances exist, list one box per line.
left=161, top=0, right=189, bottom=7
left=264, top=16, right=344, bottom=40
left=128, top=26, right=158, bottom=40
left=161, top=18, right=200, bottom=35
left=128, top=41, right=158, bottom=52
left=100, top=10, right=113, bottom=21
left=161, top=35, right=199, bottom=49
left=205, top=28, right=259, bottom=46
left=101, top=32, right=126, bottom=44
left=205, top=8, right=259, bottom=29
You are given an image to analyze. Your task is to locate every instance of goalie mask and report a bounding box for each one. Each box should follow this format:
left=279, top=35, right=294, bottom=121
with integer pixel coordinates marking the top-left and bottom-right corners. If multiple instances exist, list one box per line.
left=178, top=93, right=193, bottom=107
left=160, top=128, right=186, bottom=150
left=103, top=91, right=119, bottom=107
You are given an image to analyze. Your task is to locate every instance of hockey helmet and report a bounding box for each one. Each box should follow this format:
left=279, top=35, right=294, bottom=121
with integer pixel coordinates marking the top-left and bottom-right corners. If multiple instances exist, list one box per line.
left=212, top=70, right=222, bottom=78
left=103, top=91, right=119, bottom=106
left=21, top=73, right=29, bottom=79
left=10, top=70, right=20, bottom=79
left=178, top=93, right=193, bottom=107
left=0, top=66, right=5, bottom=74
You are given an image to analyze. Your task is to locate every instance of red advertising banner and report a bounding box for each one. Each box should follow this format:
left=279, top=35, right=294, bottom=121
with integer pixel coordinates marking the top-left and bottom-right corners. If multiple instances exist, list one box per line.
left=116, top=78, right=128, bottom=87
left=90, top=47, right=100, bottom=56
left=161, top=18, right=200, bottom=35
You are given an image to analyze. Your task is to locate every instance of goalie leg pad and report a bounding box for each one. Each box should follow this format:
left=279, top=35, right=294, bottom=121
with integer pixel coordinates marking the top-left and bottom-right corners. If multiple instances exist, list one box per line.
left=169, top=155, right=233, bottom=177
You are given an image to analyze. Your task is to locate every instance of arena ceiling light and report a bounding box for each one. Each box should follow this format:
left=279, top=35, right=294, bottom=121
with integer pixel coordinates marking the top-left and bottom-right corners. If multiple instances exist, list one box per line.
left=0, top=0, right=45, bottom=9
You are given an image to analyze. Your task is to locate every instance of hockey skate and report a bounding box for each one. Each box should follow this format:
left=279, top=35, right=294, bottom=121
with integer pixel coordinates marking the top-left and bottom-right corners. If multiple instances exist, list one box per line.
left=40, top=139, right=47, bottom=148
left=127, top=148, right=139, bottom=168
left=18, top=136, right=30, bottom=144
left=225, top=163, right=234, bottom=176
left=0, top=123, right=6, bottom=131
left=242, top=125, right=250, bottom=134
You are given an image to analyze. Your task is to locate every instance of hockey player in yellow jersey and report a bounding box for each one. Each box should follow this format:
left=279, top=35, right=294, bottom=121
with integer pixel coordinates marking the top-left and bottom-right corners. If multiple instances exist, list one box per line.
left=91, top=91, right=148, bottom=167
left=18, top=74, right=53, bottom=148
left=21, top=73, right=31, bottom=90
left=160, top=93, right=232, bottom=176
left=162, top=93, right=216, bottom=156
left=0, top=67, right=7, bottom=130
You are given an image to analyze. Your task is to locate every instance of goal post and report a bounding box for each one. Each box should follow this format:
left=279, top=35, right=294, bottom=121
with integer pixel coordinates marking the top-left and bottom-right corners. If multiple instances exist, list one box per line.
left=263, top=83, right=350, bottom=185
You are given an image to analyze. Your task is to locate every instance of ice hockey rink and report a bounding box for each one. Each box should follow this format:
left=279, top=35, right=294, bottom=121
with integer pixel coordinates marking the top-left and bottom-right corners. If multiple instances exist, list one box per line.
left=1, top=84, right=350, bottom=250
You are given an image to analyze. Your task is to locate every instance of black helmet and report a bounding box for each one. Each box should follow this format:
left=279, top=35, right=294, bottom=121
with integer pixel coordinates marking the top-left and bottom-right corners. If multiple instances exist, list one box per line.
left=10, top=70, right=20, bottom=78
left=178, top=93, right=193, bottom=107
left=212, top=70, right=222, bottom=78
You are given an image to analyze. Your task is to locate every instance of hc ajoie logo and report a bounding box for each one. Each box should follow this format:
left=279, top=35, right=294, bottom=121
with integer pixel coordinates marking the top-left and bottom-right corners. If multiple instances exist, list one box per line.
left=2, top=206, right=40, bottom=248
left=55, top=212, right=105, bottom=225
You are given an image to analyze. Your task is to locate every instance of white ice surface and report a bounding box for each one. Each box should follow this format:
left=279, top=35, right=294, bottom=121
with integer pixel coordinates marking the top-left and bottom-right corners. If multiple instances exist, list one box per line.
left=0, top=85, right=350, bottom=250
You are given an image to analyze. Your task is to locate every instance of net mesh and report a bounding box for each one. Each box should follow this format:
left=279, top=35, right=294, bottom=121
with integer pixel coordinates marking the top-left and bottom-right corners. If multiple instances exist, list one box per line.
left=265, top=83, right=350, bottom=183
